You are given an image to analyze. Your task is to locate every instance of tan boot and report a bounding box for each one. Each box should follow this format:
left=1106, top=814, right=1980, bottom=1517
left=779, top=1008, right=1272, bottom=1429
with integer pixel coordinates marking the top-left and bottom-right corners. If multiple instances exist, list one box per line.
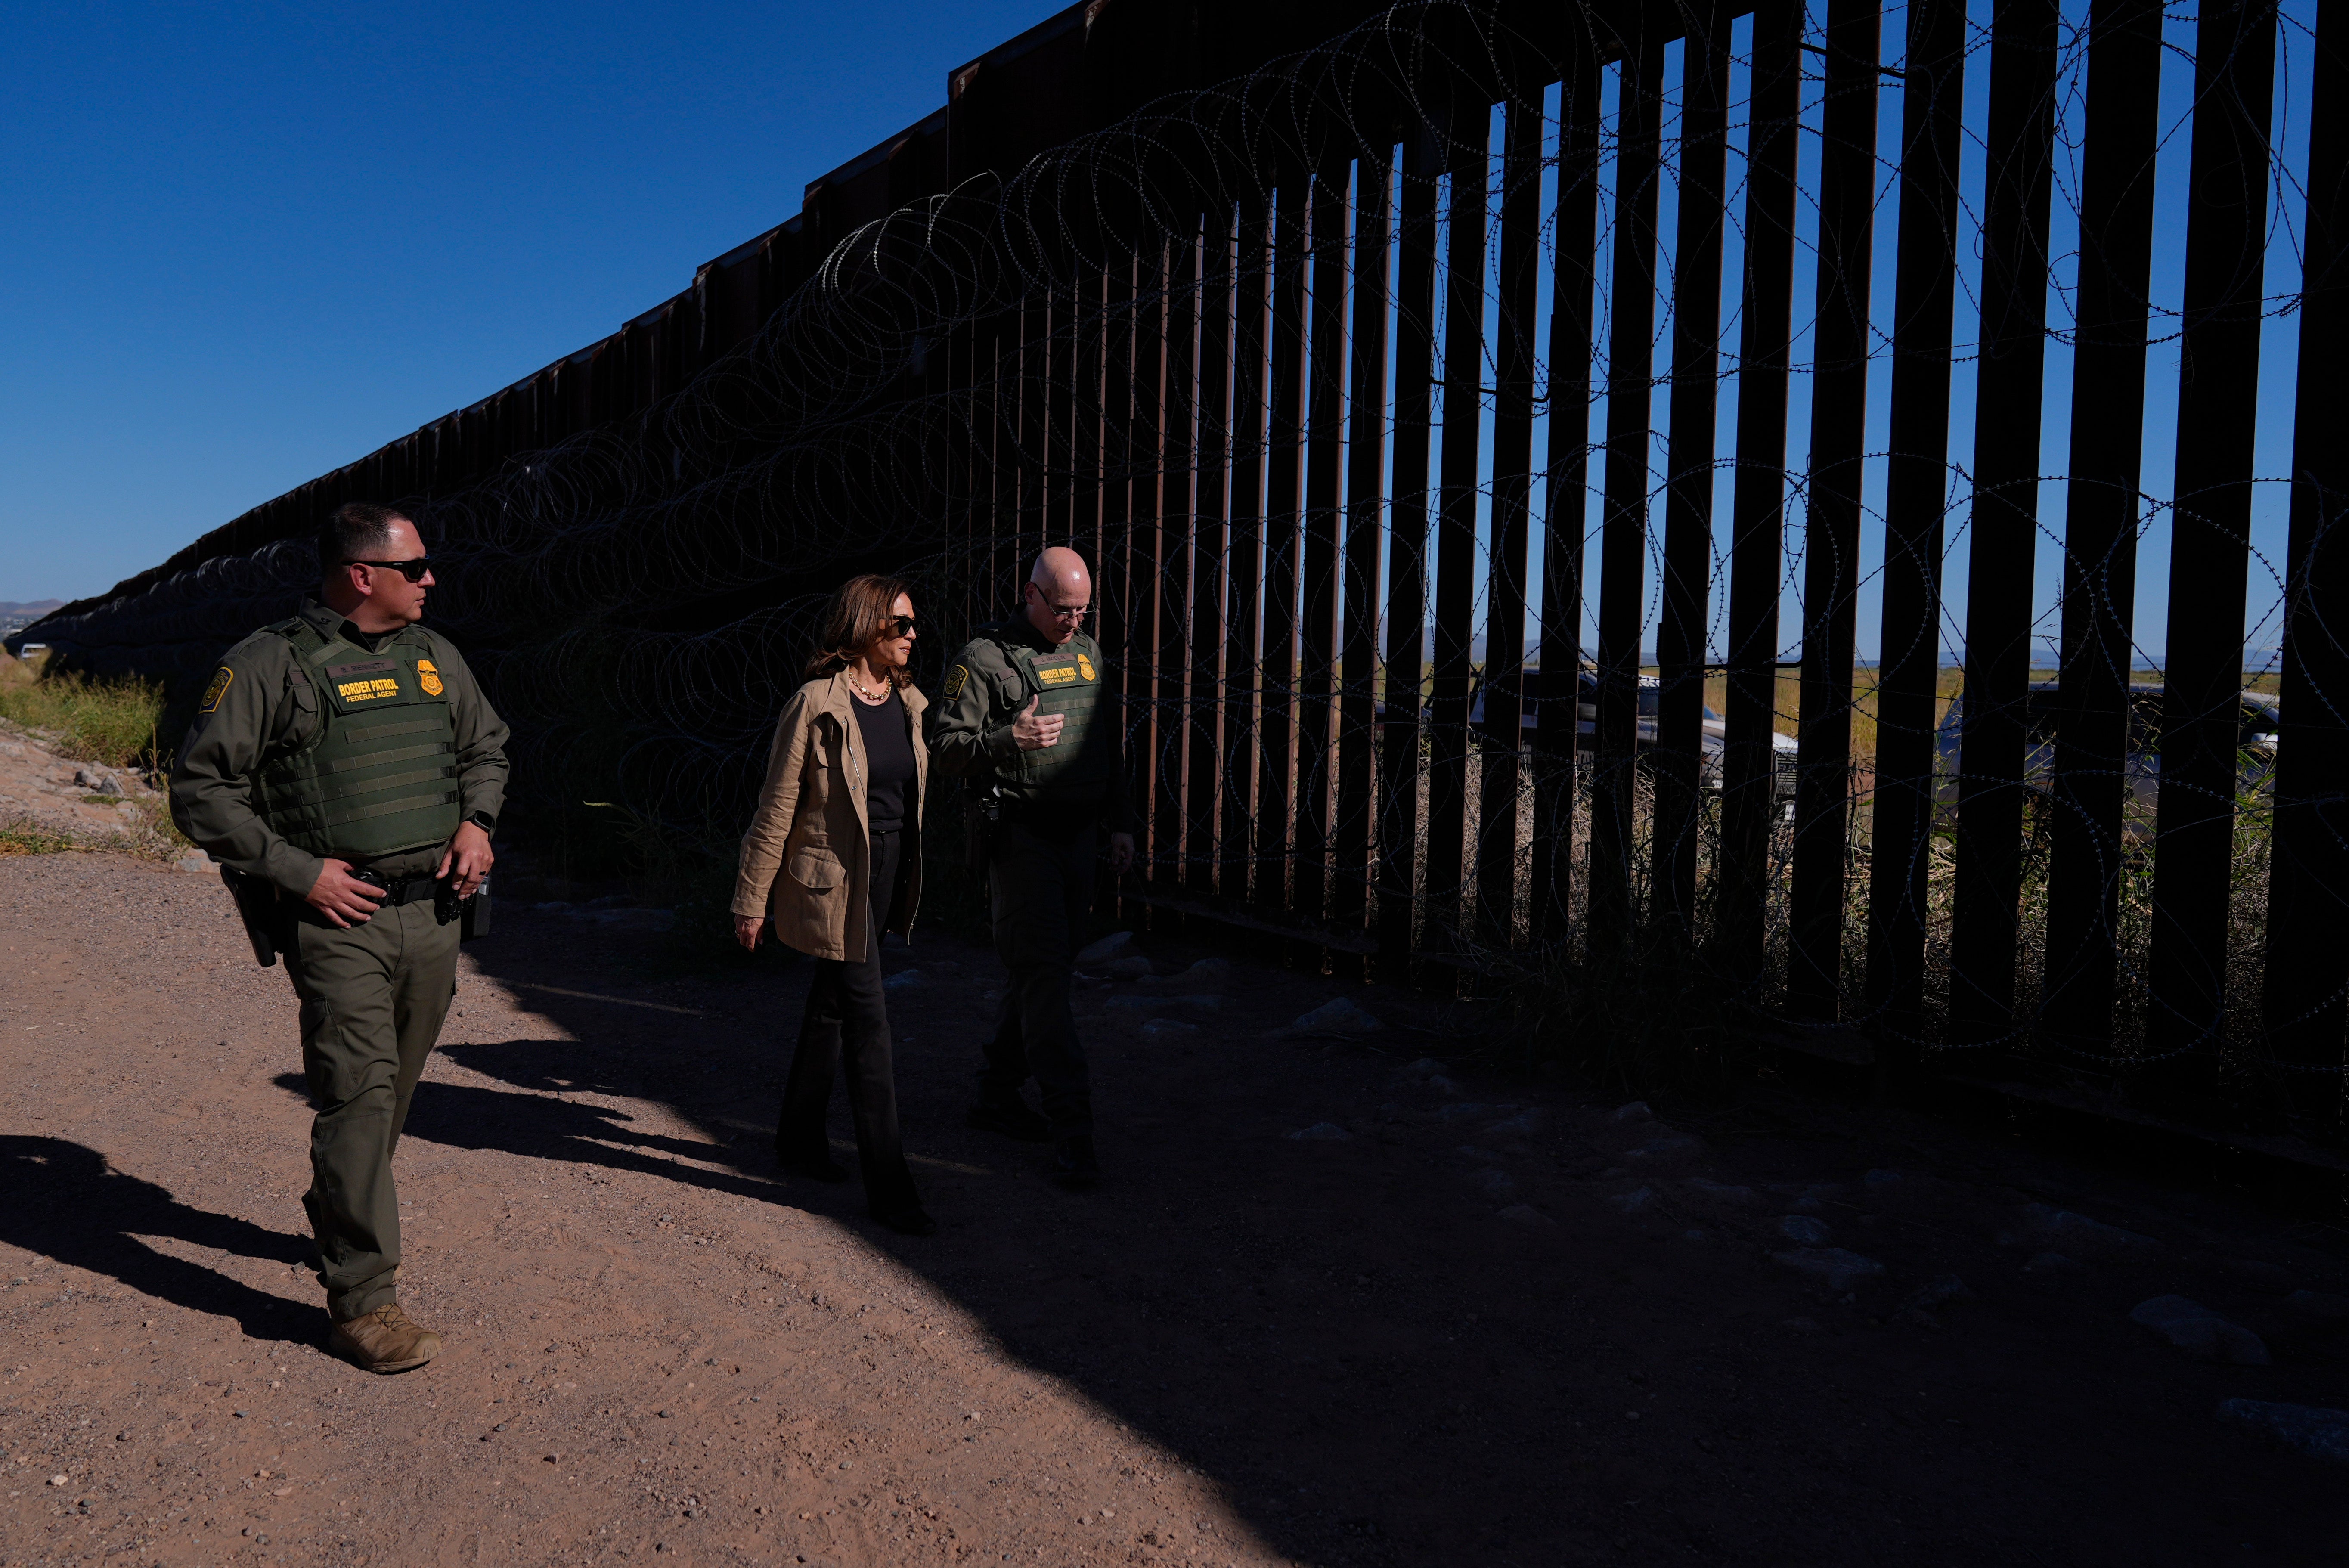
left=329, top=1303, right=443, bottom=1373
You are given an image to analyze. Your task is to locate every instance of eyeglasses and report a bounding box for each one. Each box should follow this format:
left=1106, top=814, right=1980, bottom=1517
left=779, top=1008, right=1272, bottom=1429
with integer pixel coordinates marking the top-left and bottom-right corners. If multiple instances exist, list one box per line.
left=345, top=557, right=434, bottom=583
left=883, top=615, right=918, bottom=637
left=1024, top=584, right=1090, bottom=622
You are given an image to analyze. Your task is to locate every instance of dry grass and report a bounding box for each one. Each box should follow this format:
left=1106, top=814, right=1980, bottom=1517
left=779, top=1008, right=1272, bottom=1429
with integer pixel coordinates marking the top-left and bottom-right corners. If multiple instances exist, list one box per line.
left=0, top=655, right=192, bottom=861
left=0, top=810, right=186, bottom=863
left=0, top=817, right=80, bottom=857
left=0, top=654, right=172, bottom=771
left=1441, top=711, right=2281, bottom=1109
left=1697, top=666, right=1971, bottom=762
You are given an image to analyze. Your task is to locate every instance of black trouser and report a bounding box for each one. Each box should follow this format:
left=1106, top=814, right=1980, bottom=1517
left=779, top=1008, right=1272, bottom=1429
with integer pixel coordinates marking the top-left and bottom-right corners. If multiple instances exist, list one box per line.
left=980, top=812, right=1096, bottom=1139
left=779, top=826, right=921, bottom=1216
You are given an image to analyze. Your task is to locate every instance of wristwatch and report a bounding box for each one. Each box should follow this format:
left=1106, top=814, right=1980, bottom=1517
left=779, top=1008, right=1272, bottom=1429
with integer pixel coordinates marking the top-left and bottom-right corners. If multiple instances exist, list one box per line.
left=465, top=810, right=497, bottom=834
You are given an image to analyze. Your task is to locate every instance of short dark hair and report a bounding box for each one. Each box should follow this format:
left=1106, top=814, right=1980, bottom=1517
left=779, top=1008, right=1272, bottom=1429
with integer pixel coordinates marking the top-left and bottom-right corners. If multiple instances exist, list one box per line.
left=319, top=503, right=409, bottom=575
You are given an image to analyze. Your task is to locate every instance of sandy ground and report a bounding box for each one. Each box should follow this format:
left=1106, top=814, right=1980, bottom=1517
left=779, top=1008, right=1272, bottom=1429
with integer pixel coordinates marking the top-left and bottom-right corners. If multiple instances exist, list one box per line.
left=0, top=845, right=2345, bottom=1568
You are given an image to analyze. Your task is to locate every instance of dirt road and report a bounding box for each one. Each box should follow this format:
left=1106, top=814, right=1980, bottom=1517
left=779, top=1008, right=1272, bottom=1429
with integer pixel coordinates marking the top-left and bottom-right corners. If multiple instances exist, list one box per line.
left=0, top=849, right=2343, bottom=1567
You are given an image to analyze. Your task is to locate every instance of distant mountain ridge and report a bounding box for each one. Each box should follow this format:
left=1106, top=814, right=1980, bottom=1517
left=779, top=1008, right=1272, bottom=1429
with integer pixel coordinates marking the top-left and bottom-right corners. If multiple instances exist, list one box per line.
left=0, top=600, right=62, bottom=618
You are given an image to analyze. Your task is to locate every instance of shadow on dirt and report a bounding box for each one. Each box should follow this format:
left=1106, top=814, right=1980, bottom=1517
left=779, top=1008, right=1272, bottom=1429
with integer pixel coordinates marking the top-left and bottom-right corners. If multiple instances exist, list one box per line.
left=408, top=910, right=2349, bottom=1568
left=430, top=920, right=1577, bottom=1568
left=0, top=1135, right=317, bottom=1347
left=272, top=1058, right=877, bottom=1224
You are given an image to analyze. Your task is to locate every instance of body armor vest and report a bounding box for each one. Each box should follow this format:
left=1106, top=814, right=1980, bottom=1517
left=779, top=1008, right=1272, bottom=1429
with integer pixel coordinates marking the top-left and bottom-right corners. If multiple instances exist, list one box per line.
left=254, top=618, right=462, bottom=860
left=1001, top=632, right=1118, bottom=795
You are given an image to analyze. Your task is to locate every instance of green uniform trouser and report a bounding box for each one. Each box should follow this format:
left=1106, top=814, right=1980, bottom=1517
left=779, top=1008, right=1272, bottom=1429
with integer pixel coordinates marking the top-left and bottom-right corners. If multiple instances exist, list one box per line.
left=981, top=813, right=1097, bottom=1139
left=282, top=892, right=459, bottom=1321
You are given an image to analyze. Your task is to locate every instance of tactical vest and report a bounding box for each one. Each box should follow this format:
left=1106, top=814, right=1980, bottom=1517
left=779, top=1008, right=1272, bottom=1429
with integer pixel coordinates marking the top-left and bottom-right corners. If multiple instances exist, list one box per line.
left=254, top=618, right=463, bottom=860
left=1000, top=632, right=1119, bottom=796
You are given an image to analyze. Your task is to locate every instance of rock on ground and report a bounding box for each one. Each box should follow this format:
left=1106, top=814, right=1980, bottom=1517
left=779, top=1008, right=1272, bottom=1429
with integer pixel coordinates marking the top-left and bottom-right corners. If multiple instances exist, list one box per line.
left=1273, top=995, right=1384, bottom=1038
left=1104, top=993, right=1221, bottom=1016
left=1073, top=930, right=1136, bottom=964
left=2000, top=1203, right=2158, bottom=1263
left=2216, top=1399, right=2349, bottom=1464
left=1902, top=1276, right=1973, bottom=1311
left=2129, top=1296, right=2270, bottom=1365
left=1136, top=958, right=1231, bottom=994
left=1772, top=1249, right=1886, bottom=1292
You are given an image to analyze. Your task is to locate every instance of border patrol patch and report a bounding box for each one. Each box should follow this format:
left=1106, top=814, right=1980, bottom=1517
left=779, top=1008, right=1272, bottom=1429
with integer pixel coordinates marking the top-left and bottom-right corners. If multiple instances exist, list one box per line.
left=943, top=663, right=969, bottom=700
left=198, top=667, right=234, bottom=713
left=1077, top=653, right=1096, bottom=681
left=416, top=657, right=446, bottom=697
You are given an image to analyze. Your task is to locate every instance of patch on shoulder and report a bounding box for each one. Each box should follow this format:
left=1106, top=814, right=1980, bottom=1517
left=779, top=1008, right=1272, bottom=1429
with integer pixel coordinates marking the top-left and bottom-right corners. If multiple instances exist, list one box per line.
left=198, top=666, right=234, bottom=713
left=943, top=663, right=969, bottom=701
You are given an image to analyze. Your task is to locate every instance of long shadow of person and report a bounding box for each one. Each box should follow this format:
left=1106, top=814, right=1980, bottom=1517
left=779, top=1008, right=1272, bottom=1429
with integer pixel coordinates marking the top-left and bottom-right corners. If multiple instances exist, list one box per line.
left=0, top=1137, right=318, bottom=1346
left=269, top=1047, right=827, bottom=1214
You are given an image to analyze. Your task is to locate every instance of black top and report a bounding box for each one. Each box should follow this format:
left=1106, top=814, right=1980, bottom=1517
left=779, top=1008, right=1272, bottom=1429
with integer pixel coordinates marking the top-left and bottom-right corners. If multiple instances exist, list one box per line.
left=852, top=686, right=917, bottom=833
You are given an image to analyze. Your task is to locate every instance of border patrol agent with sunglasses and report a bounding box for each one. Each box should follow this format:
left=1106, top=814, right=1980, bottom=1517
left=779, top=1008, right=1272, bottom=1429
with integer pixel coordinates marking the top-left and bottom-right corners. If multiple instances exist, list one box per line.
left=171, top=503, right=508, bottom=1374
left=929, top=546, right=1135, bottom=1191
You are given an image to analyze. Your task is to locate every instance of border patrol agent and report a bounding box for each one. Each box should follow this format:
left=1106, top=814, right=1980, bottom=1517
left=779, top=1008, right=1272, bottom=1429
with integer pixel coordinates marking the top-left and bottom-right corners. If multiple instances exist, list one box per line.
left=171, top=503, right=507, bottom=1373
left=928, top=546, right=1135, bottom=1190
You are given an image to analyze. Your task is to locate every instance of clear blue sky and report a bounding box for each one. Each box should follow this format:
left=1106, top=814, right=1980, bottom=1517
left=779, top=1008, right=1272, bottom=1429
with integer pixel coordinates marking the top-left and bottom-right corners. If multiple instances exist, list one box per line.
left=9, top=0, right=2320, bottom=680
left=0, top=0, right=1052, bottom=604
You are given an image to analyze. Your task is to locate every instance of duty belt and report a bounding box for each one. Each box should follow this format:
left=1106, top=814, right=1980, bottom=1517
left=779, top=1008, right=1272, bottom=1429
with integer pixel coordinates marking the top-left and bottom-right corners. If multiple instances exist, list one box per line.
left=347, top=869, right=444, bottom=907
left=280, top=868, right=444, bottom=906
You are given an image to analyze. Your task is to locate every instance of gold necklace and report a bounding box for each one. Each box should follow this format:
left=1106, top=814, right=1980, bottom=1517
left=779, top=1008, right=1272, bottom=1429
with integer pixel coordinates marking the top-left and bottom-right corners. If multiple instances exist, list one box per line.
left=846, top=668, right=891, bottom=703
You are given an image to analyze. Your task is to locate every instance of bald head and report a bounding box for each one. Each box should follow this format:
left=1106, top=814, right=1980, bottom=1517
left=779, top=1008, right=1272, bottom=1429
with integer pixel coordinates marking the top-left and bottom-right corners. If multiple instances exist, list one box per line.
left=1022, top=547, right=1093, bottom=646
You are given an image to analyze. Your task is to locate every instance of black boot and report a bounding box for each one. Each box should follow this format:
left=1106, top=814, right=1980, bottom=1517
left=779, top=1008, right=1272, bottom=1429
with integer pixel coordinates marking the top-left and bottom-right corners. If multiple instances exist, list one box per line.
left=1051, top=1135, right=1100, bottom=1192
left=966, top=1095, right=1054, bottom=1143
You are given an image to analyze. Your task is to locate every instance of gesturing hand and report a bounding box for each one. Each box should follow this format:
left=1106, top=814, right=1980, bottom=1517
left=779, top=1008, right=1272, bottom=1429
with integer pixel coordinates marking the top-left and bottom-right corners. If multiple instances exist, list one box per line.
left=304, top=859, right=387, bottom=930
left=1011, top=694, right=1065, bottom=752
left=733, top=914, right=771, bottom=952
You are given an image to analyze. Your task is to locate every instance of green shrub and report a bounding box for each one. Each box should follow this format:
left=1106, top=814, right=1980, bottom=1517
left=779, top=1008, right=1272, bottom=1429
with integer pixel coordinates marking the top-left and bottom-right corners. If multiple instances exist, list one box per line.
left=0, top=665, right=169, bottom=771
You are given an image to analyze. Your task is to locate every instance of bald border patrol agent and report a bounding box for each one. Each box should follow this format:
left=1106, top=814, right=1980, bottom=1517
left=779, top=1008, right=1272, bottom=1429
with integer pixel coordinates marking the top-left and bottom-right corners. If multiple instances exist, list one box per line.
left=928, top=546, right=1135, bottom=1191
left=172, top=503, right=507, bottom=1373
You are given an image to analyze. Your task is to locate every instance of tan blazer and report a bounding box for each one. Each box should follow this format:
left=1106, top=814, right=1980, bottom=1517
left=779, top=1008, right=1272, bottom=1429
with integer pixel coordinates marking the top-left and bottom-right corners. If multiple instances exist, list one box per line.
left=731, top=671, right=927, bottom=964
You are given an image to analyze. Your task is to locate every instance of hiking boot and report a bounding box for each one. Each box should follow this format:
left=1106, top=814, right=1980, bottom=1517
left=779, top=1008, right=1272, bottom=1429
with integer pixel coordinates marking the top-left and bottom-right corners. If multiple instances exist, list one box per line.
left=966, top=1097, right=1053, bottom=1143
left=1051, top=1135, right=1100, bottom=1192
left=329, top=1303, right=442, bottom=1374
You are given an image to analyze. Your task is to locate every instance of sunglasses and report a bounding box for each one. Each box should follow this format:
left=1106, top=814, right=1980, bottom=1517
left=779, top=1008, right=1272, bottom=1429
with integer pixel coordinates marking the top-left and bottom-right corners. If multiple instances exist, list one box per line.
left=882, top=615, right=918, bottom=637
left=346, top=557, right=434, bottom=583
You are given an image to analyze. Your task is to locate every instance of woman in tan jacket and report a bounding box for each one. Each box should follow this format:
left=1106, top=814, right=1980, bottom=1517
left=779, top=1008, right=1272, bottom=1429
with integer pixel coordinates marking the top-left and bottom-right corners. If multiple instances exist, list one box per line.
left=731, top=575, right=934, bottom=1236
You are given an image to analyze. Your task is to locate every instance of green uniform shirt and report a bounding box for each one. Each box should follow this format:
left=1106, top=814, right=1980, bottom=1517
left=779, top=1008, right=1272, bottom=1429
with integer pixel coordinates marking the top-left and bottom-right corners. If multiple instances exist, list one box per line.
left=929, top=618, right=1135, bottom=830
left=170, top=600, right=511, bottom=893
